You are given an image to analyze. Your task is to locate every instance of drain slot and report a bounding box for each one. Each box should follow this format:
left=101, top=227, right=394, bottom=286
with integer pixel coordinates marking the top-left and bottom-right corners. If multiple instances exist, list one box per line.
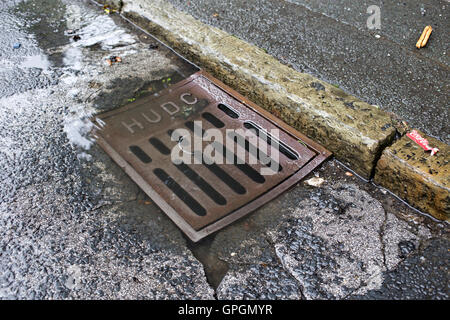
left=211, top=140, right=266, bottom=184
left=185, top=120, right=205, bottom=136
left=184, top=122, right=266, bottom=184
left=129, top=145, right=152, bottom=163
left=175, top=163, right=227, bottom=205
left=153, top=168, right=207, bottom=216
left=244, top=122, right=299, bottom=160
left=218, top=103, right=239, bottom=119
left=165, top=130, right=247, bottom=195
left=149, top=137, right=171, bottom=155
left=149, top=137, right=227, bottom=205
left=202, top=112, right=225, bottom=128
left=202, top=161, right=247, bottom=195
left=229, top=133, right=282, bottom=172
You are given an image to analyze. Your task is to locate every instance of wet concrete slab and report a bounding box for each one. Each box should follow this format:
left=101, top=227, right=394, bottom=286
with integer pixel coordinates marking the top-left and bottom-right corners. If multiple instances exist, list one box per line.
left=165, top=0, right=449, bottom=144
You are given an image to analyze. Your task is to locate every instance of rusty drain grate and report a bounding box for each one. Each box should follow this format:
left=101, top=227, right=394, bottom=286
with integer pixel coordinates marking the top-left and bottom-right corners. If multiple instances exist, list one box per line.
left=92, top=71, right=331, bottom=242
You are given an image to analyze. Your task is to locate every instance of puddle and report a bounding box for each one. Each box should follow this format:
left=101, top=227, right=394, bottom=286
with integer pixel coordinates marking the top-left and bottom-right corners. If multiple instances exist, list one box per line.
left=9, top=0, right=138, bottom=70
left=73, top=16, right=137, bottom=51
left=5, top=0, right=197, bottom=163
left=53, top=1, right=196, bottom=161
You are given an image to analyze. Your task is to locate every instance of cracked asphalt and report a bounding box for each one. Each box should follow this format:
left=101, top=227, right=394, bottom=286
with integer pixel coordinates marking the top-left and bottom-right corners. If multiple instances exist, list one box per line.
left=0, top=0, right=448, bottom=300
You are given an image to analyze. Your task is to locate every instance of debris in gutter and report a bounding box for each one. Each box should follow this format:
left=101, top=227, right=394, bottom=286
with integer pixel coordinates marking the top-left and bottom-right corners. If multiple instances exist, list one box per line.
left=106, top=56, right=122, bottom=66
left=65, top=29, right=81, bottom=41
left=416, top=25, right=432, bottom=48
left=103, top=5, right=117, bottom=15
left=406, top=130, right=439, bottom=156
left=305, top=177, right=325, bottom=187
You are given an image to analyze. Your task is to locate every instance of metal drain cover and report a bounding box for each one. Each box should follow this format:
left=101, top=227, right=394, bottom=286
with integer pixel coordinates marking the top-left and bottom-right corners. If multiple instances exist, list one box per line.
left=93, top=71, right=331, bottom=242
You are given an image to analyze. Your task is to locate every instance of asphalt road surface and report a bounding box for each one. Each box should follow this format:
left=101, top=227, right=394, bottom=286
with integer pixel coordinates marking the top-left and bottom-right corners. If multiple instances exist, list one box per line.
left=167, top=0, right=450, bottom=144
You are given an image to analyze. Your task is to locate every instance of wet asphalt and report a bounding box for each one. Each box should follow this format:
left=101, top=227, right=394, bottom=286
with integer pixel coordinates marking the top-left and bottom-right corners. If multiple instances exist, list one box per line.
left=0, top=0, right=211, bottom=299
left=166, top=0, right=450, bottom=144
left=0, top=0, right=448, bottom=300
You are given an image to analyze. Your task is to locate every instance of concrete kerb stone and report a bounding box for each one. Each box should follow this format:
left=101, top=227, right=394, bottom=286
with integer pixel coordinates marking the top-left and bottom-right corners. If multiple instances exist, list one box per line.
left=100, top=0, right=449, bottom=220
left=374, top=131, right=449, bottom=221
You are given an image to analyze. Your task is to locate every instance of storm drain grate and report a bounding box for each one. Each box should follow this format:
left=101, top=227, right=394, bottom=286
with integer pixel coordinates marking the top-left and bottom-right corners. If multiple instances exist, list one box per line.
left=93, top=71, right=331, bottom=241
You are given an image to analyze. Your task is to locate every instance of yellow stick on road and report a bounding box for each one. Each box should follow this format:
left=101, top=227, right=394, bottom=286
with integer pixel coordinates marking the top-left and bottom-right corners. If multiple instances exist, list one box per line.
left=416, top=25, right=432, bottom=48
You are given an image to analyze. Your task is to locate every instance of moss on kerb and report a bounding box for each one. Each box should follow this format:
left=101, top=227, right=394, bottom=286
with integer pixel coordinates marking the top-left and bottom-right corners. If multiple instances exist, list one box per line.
left=375, top=132, right=450, bottom=220
left=116, top=0, right=399, bottom=178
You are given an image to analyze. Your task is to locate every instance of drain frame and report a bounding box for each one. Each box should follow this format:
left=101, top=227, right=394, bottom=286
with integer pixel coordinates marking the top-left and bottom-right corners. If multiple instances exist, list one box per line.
left=93, top=70, right=331, bottom=242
